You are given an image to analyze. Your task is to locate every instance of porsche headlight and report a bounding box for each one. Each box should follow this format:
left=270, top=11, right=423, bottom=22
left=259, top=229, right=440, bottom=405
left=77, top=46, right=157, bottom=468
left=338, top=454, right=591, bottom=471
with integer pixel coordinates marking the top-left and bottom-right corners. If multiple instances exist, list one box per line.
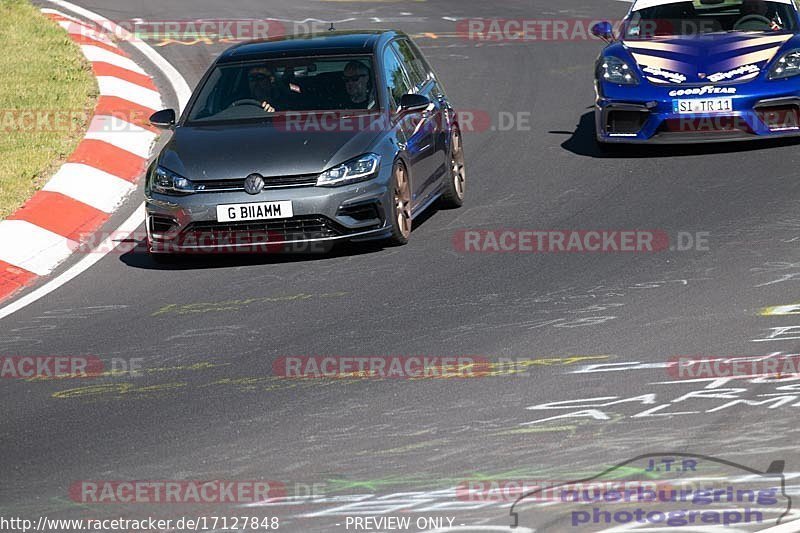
left=770, top=49, right=800, bottom=79
left=150, top=166, right=200, bottom=195
left=598, top=56, right=639, bottom=85
left=316, top=153, right=381, bottom=187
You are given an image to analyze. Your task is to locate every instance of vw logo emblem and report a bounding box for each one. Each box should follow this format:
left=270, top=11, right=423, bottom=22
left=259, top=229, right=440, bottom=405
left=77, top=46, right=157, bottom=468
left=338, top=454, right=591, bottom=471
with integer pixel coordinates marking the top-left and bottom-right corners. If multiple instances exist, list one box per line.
left=244, top=173, right=265, bottom=195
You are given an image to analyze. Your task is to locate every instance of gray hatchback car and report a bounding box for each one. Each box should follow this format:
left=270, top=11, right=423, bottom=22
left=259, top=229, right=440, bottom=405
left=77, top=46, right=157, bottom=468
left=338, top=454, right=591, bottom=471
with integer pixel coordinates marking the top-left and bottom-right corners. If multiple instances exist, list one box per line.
left=145, top=30, right=466, bottom=256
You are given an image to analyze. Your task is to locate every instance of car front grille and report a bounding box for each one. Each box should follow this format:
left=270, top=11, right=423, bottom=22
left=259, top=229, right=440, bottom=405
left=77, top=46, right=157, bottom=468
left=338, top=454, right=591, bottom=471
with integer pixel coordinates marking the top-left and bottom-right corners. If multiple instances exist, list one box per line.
left=659, top=116, right=752, bottom=135
left=337, top=201, right=382, bottom=222
left=183, top=216, right=345, bottom=242
left=196, top=174, right=318, bottom=192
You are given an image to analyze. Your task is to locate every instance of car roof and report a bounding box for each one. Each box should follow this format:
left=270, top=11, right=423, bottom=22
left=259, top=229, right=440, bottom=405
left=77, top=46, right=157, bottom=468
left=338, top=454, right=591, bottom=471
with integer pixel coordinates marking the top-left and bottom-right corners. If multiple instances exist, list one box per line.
left=218, top=30, right=402, bottom=63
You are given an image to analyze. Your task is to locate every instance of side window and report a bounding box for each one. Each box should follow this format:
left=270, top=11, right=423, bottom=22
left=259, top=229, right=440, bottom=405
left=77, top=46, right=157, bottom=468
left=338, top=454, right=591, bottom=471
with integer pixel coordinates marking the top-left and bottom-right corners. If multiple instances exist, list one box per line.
left=382, top=46, right=413, bottom=111
left=391, top=40, right=428, bottom=90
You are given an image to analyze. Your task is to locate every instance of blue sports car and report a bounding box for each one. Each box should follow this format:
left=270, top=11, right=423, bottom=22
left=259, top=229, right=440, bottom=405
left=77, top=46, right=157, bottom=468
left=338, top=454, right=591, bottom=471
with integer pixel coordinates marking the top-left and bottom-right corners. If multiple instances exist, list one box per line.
left=592, top=0, right=800, bottom=144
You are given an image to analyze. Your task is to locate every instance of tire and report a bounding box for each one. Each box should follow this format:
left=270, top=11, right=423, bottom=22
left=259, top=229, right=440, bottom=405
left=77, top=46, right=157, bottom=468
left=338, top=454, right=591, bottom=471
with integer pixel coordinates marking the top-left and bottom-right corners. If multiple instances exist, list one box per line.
left=386, top=159, right=412, bottom=246
left=439, top=127, right=465, bottom=208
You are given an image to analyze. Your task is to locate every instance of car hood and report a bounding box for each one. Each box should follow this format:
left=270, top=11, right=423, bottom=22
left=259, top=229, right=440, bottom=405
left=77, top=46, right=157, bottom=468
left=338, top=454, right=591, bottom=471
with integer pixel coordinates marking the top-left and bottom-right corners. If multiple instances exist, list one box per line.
left=159, top=115, right=384, bottom=181
left=618, top=32, right=796, bottom=84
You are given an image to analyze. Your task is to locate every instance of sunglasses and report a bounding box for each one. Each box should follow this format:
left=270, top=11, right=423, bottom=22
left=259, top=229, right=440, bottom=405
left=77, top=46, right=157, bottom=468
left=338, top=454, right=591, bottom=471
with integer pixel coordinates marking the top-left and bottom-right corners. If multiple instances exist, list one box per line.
left=344, top=75, right=367, bottom=82
left=248, top=74, right=270, bottom=82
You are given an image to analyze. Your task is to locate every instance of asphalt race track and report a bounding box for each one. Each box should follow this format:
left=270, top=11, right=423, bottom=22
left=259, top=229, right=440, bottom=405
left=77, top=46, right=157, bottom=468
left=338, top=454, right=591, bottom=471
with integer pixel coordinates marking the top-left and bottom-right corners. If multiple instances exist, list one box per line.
left=4, top=0, right=800, bottom=531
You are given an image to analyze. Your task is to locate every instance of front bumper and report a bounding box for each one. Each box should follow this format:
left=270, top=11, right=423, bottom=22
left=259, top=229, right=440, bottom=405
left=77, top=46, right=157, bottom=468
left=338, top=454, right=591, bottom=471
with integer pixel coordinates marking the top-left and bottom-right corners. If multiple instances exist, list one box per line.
left=596, top=85, right=800, bottom=144
left=145, top=177, right=392, bottom=254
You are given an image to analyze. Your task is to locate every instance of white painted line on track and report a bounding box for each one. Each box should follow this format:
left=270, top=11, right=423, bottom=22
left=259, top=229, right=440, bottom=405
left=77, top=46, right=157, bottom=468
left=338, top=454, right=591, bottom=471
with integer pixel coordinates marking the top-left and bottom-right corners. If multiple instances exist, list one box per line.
left=43, top=163, right=136, bottom=213
left=0, top=206, right=145, bottom=321
left=84, top=115, right=157, bottom=158
left=80, top=45, right=146, bottom=74
left=0, top=221, right=76, bottom=276
left=96, top=76, right=162, bottom=110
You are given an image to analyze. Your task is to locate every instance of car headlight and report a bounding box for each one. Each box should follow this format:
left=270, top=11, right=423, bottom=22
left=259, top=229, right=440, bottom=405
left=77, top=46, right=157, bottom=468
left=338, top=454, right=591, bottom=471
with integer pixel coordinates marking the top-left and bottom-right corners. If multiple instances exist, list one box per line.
left=770, top=49, right=800, bottom=79
left=150, top=166, right=200, bottom=195
left=597, top=56, right=639, bottom=85
left=316, top=153, right=381, bottom=187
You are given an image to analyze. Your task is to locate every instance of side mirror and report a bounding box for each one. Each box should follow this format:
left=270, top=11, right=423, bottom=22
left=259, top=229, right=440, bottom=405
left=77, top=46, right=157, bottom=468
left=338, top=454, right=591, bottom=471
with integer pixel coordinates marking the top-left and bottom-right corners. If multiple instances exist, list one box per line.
left=591, top=21, right=615, bottom=43
left=399, top=93, right=431, bottom=114
left=149, top=109, right=176, bottom=129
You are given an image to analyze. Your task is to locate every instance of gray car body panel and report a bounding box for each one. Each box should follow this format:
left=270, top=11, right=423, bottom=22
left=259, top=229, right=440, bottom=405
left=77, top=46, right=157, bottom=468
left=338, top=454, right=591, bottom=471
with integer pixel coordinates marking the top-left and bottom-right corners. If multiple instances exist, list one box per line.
left=160, top=120, right=385, bottom=180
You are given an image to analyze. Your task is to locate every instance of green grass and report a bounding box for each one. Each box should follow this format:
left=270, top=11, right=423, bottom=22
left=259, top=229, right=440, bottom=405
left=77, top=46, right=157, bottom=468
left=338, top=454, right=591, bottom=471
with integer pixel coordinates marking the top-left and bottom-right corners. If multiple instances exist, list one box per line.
left=0, top=0, right=97, bottom=220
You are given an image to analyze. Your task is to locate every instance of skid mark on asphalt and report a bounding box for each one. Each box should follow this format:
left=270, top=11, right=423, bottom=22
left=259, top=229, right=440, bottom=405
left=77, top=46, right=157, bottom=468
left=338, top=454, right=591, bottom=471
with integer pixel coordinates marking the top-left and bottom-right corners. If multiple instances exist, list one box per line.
left=165, top=325, right=244, bottom=341
left=363, top=438, right=453, bottom=456
left=0, top=305, right=131, bottom=346
left=151, top=291, right=348, bottom=316
left=48, top=355, right=611, bottom=400
left=31, top=304, right=129, bottom=320
left=49, top=371, right=359, bottom=401
left=52, top=381, right=188, bottom=399
left=373, top=279, right=710, bottom=344
left=489, top=414, right=610, bottom=437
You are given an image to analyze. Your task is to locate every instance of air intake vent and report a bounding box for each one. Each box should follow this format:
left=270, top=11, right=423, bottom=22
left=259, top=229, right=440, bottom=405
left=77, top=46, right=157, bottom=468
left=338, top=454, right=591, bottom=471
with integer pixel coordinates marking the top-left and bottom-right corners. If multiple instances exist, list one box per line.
left=606, top=110, right=648, bottom=135
left=149, top=215, right=177, bottom=234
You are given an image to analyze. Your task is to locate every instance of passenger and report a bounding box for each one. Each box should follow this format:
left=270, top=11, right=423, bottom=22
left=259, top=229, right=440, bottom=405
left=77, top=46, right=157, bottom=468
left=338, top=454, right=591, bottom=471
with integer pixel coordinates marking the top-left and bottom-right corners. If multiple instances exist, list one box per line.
left=342, top=61, right=375, bottom=109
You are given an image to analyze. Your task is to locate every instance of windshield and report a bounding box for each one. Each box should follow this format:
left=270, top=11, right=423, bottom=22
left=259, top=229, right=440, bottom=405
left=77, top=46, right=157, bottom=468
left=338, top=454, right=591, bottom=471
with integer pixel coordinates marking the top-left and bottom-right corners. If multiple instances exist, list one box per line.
left=186, top=56, right=378, bottom=124
left=625, top=0, right=797, bottom=38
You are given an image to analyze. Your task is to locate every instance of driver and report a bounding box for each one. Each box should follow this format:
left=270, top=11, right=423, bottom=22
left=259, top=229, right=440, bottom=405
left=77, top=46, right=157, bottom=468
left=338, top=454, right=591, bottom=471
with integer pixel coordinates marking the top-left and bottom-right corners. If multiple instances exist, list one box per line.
left=247, top=66, right=281, bottom=112
left=736, top=0, right=781, bottom=30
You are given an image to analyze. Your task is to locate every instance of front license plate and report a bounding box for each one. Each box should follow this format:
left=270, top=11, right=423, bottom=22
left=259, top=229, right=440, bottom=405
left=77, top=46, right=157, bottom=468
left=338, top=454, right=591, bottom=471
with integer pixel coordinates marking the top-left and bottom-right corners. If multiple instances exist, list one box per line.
left=673, top=98, right=733, bottom=114
left=216, top=201, right=293, bottom=222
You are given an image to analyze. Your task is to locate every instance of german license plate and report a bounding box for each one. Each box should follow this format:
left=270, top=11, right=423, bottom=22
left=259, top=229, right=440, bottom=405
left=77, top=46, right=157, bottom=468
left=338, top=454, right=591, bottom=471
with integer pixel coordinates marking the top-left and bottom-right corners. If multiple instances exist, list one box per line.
left=216, top=201, right=293, bottom=222
left=673, top=98, right=733, bottom=114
